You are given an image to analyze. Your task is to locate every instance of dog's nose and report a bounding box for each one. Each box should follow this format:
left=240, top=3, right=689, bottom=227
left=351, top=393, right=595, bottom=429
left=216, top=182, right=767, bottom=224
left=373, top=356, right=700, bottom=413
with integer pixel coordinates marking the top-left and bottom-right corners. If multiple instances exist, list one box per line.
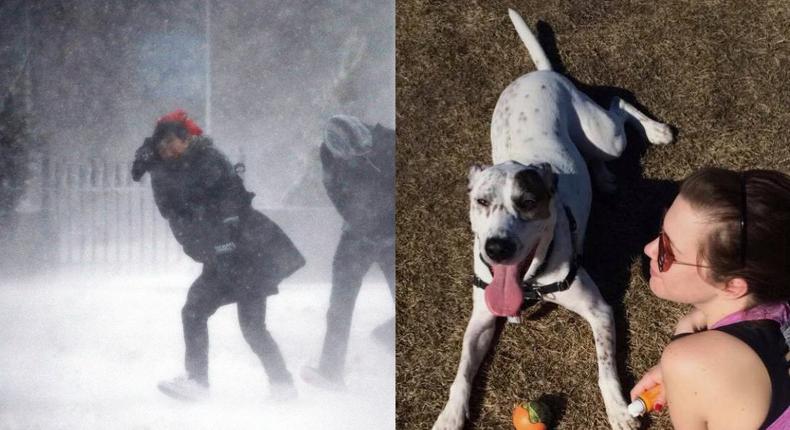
left=484, top=238, right=517, bottom=262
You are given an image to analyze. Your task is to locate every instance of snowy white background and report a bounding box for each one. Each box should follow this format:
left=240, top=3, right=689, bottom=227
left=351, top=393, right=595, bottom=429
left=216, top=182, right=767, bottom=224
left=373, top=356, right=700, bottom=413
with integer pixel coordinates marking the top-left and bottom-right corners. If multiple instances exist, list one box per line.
left=0, top=1, right=395, bottom=428
left=0, top=268, right=394, bottom=429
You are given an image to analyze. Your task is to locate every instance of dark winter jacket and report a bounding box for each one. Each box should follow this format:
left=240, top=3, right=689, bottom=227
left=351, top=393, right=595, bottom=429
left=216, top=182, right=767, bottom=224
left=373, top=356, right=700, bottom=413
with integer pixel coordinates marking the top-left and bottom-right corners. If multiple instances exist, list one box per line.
left=320, top=123, right=395, bottom=240
left=143, top=136, right=304, bottom=294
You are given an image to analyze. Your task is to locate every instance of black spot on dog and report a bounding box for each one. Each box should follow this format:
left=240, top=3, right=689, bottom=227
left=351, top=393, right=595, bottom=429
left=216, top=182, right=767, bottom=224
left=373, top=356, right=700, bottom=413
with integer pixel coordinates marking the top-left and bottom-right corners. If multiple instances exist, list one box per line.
left=513, top=168, right=553, bottom=218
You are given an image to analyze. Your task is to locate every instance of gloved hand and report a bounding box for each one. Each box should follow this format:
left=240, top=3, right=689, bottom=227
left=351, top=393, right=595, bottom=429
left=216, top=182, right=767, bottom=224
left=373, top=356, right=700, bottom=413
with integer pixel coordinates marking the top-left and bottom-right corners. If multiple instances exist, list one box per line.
left=213, top=242, right=237, bottom=277
left=132, top=137, right=157, bottom=181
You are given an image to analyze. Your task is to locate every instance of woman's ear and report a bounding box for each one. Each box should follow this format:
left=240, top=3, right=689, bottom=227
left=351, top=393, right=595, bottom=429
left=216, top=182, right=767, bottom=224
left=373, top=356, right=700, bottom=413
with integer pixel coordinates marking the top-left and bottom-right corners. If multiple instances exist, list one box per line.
left=722, top=277, right=749, bottom=299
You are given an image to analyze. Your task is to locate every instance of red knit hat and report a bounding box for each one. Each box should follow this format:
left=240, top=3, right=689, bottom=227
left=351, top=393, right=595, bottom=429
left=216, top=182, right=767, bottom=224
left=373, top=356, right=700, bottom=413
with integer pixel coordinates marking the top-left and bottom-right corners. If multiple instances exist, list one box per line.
left=157, top=109, right=203, bottom=136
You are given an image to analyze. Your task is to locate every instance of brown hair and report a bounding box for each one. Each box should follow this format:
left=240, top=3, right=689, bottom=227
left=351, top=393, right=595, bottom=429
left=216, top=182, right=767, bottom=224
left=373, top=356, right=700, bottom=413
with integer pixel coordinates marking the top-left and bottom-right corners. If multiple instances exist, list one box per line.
left=679, top=167, right=790, bottom=304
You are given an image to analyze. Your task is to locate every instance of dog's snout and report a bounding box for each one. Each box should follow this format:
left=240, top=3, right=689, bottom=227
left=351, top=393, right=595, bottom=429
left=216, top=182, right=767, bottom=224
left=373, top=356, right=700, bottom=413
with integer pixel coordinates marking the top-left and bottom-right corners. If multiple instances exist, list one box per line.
left=484, top=238, right=516, bottom=262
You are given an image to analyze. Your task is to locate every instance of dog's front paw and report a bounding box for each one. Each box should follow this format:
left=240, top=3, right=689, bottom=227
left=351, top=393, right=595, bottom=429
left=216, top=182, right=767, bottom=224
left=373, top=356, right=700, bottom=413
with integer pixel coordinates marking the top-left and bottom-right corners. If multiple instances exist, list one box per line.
left=644, top=121, right=673, bottom=145
left=432, top=400, right=468, bottom=430
left=606, top=405, right=640, bottom=430
left=600, top=385, right=640, bottom=430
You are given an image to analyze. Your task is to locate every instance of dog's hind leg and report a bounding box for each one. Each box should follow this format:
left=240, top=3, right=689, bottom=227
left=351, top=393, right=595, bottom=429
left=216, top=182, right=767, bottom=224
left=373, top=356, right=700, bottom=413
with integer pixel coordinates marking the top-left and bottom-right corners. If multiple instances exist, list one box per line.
left=610, top=96, right=673, bottom=146
left=564, top=91, right=629, bottom=193
left=546, top=268, right=638, bottom=430
left=433, top=288, right=497, bottom=430
left=565, top=91, right=672, bottom=193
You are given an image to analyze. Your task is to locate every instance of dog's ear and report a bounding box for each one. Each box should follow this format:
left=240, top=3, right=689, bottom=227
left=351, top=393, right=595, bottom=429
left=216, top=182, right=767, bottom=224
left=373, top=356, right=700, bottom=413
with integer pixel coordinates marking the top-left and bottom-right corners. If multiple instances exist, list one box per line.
left=468, top=164, right=488, bottom=191
left=534, top=162, right=557, bottom=194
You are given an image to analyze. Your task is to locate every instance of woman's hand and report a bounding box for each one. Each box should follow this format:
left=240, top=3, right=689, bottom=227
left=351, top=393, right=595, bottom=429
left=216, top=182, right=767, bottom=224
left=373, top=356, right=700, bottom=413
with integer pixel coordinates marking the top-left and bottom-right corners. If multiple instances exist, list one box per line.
left=630, top=364, right=666, bottom=410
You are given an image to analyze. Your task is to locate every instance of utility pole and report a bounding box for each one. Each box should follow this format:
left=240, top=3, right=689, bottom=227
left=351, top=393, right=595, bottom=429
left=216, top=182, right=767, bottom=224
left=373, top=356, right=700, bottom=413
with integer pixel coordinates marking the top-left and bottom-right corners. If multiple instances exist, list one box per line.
left=204, top=0, right=211, bottom=134
left=24, top=0, right=32, bottom=117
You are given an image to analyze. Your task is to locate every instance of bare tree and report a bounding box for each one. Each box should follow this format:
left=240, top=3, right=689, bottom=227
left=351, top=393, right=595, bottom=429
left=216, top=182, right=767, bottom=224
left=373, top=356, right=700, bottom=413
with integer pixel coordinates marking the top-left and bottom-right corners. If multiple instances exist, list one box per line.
left=0, top=93, right=31, bottom=225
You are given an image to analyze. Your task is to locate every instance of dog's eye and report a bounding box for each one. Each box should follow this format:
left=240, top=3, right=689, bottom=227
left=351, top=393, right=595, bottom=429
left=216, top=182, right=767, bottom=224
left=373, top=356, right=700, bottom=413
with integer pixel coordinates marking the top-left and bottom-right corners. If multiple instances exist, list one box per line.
left=517, top=198, right=537, bottom=210
left=476, top=198, right=490, bottom=207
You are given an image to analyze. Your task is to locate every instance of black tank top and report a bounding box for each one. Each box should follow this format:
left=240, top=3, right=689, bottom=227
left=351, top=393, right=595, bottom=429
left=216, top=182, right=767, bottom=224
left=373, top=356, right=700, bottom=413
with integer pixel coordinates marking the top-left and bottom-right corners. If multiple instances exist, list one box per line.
left=713, top=320, right=790, bottom=429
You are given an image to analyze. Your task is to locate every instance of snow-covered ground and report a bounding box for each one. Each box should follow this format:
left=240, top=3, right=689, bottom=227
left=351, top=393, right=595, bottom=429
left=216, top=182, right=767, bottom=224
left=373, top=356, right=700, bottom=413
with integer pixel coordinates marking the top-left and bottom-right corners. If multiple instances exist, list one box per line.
left=0, top=267, right=394, bottom=429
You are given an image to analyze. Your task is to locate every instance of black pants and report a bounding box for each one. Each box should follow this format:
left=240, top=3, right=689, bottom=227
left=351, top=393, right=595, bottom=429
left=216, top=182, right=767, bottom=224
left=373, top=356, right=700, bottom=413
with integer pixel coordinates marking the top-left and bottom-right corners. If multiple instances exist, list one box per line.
left=318, top=230, right=395, bottom=379
left=181, top=266, right=292, bottom=386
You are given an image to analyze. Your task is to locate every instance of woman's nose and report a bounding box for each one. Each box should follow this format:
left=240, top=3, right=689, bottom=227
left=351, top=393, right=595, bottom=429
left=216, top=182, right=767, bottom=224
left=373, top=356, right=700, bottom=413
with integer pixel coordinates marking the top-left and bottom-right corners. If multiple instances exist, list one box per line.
left=644, top=236, right=658, bottom=259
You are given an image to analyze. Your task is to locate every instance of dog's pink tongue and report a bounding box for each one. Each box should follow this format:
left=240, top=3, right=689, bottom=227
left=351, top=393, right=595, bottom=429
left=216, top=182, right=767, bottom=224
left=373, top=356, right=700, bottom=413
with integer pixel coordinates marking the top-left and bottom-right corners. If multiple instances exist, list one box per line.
left=484, top=264, right=523, bottom=316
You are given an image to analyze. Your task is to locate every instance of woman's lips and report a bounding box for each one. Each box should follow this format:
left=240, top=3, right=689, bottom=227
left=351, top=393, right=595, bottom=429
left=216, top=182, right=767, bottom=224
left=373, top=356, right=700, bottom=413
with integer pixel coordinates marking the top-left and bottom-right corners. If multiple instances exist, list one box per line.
left=649, top=264, right=658, bottom=278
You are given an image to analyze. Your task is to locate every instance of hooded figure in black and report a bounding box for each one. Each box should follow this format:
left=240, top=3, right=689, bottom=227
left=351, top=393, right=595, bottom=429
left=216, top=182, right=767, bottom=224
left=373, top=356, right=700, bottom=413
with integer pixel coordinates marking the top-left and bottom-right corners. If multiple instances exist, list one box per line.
left=301, top=115, right=395, bottom=388
left=131, top=110, right=305, bottom=401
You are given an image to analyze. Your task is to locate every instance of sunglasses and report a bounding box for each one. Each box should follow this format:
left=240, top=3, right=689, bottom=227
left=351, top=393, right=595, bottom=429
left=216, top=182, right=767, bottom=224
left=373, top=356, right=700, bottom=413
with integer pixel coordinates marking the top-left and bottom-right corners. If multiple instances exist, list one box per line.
left=657, top=231, right=709, bottom=272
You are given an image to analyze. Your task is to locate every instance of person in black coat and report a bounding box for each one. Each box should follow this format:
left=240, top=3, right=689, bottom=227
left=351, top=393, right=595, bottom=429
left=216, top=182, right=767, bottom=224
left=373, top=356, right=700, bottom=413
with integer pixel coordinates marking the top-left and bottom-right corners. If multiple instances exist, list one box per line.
left=131, top=110, right=305, bottom=401
left=301, top=115, right=395, bottom=388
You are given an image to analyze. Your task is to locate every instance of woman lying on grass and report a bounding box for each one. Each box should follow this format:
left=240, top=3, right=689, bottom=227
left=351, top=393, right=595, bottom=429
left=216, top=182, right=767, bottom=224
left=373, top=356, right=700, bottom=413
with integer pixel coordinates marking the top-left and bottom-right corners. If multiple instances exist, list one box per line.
left=633, top=167, right=789, bottom=429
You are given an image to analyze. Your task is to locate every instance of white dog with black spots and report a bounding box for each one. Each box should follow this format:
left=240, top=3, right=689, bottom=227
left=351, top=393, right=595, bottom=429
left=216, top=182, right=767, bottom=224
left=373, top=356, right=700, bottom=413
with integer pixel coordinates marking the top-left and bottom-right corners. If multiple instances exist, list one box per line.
left=432, top=9, right=673, bottom=430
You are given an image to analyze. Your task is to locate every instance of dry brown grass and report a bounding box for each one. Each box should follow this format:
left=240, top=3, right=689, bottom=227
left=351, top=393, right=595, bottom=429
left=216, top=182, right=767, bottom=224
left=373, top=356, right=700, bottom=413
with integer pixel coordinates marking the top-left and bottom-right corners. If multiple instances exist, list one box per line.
left=396, top=1, right=789, bottom=429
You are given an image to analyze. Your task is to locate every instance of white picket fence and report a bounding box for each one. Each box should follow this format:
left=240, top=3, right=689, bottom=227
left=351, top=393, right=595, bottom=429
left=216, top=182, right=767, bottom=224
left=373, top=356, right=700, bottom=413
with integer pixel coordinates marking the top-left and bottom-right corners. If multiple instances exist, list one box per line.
left=4, top=155, right=342, bottom=280
left=34, top=157, right=184, bottom=269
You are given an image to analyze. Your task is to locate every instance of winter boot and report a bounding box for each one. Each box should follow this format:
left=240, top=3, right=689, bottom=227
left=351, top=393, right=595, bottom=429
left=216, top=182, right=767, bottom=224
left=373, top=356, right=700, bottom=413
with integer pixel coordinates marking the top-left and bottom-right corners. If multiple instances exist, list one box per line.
left=268, top=380, right=298, bottom=402
left=300, top=366, right=346, bottom=391
left=157, top=375, right=209, bottom=401
left=371, top=317, right=395, bottom=352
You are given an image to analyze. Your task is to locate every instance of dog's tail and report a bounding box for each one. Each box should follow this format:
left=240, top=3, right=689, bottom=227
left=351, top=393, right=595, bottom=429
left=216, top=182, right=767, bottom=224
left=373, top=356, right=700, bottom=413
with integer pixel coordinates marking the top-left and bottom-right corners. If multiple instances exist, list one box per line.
left=508, top=9, right=552, bottom=71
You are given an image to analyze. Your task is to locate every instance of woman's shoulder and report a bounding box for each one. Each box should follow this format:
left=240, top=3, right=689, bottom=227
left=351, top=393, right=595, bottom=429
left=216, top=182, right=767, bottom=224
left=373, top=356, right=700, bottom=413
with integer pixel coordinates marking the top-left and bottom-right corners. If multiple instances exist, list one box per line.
left=662, top=329, right=769, bottom=392
left=662, top=329, right=773, bottom=428
left=663, top=329, right=760, bottom=369
left=190, top=136, right=218, bottom=156
left=190, top=137, right=233, bottom=166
